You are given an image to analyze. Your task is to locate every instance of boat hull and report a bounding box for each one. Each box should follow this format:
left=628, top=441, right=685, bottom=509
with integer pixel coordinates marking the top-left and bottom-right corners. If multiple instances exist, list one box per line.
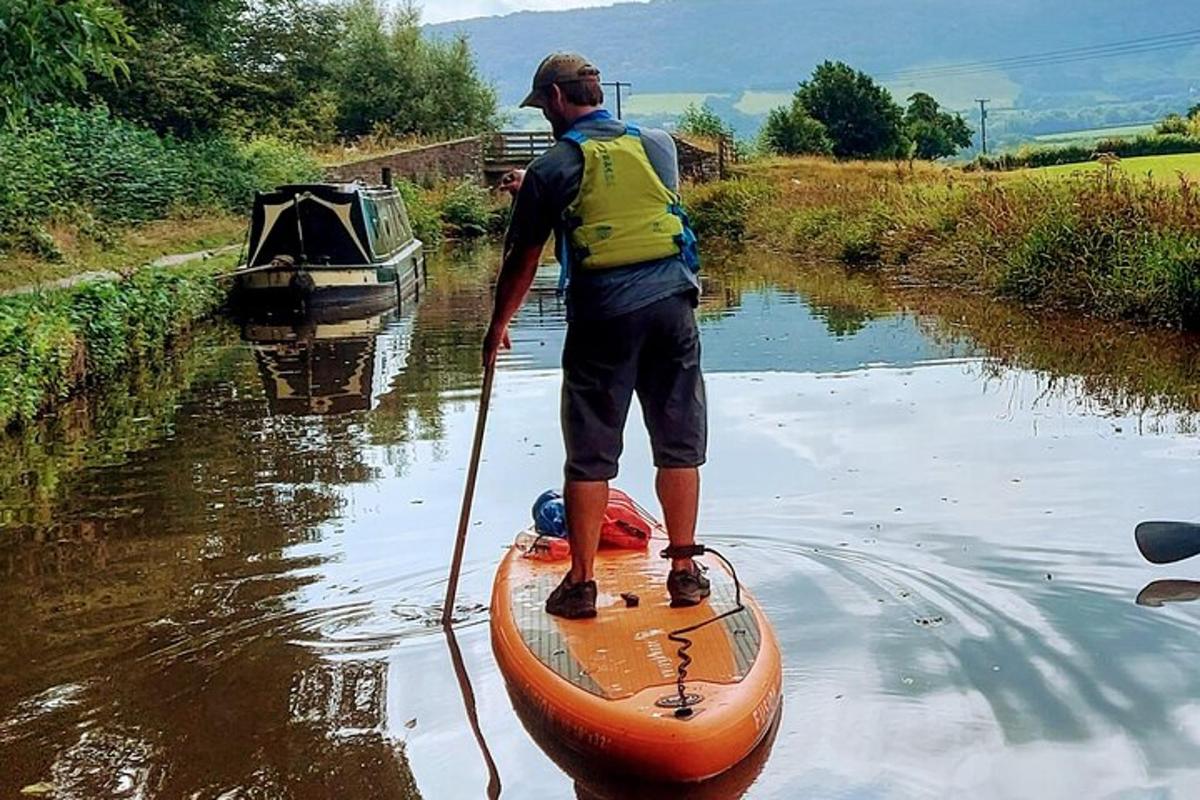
left=231, top=242, right=423, bottom=314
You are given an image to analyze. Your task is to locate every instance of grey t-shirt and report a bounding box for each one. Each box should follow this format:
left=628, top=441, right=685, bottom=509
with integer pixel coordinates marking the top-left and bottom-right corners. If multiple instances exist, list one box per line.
left=505, top=109, right=700, bottom=322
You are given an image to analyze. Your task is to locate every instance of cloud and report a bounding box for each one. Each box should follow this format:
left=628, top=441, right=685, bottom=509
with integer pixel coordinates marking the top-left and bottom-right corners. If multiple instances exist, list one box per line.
left=419, top=0, right=650, bottom=25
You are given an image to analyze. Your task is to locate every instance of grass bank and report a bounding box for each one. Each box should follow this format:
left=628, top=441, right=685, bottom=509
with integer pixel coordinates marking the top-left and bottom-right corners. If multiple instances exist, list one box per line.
left=0, top=257, right=233, bottom=430
left=687, top=157, right=1200, bottom=329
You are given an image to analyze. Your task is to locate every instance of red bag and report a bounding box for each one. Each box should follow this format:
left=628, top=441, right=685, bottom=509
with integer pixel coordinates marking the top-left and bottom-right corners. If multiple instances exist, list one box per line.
left=600, top=488, right=657, bottom=550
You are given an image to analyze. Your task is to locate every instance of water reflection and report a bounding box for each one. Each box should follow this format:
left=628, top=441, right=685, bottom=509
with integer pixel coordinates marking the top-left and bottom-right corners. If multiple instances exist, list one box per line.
left=3, top=244, right=1200, bottom=797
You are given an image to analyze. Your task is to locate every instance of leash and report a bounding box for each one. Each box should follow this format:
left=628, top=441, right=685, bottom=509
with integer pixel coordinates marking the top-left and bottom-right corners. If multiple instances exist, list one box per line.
left=660, top=543, right=746, bottom=718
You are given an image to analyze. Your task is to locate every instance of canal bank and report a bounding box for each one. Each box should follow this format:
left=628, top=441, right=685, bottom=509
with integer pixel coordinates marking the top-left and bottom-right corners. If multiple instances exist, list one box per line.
left=689, top=157, right=1200, bottom=330
left=0, top=256, right=234, bottom=431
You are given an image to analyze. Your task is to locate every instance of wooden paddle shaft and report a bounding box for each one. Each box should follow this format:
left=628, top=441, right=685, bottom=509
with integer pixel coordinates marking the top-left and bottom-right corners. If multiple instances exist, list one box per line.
left=442, top=362, right=496, bottom=626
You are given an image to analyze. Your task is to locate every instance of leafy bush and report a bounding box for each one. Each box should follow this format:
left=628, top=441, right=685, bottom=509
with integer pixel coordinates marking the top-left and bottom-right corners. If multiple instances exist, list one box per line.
left=971, top=134, right=1200, bottom=172
left=685, top=179, right=774, bottom=242
left=677, top=103, right=734, bottom=141
left=759, top=104, right=834, bottom=156
left=0, top=264, right=226, bottom=429
left=438, top=181, right=495, bottom=238
left=1156, top=115, right=1190, bottom=136
left=395, top=181, right=442, bottom=246
left=0, top=104, right=319, bottom=254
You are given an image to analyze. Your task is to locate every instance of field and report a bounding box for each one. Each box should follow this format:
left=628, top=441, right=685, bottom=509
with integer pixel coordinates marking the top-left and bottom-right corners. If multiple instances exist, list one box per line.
left=1033, top=152, right=1200, bottom=182
left=623, top=92, right=731, bottom=115
left=1031, top=123, right=1158, bottom=146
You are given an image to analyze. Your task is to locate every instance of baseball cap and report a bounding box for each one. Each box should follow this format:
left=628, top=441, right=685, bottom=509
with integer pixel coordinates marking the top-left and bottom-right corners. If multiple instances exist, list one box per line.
left=520, top=53, right=601, bottom=109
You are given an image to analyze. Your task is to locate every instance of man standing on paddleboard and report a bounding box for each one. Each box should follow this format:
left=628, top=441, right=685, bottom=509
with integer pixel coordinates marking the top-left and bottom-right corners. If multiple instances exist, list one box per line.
left=483, top=53, right=709, bottom=620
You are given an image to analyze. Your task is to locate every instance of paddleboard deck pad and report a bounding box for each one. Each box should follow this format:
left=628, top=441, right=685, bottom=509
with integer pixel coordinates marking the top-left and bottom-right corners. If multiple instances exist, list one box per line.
left=491, top=530, right=783, bottom=783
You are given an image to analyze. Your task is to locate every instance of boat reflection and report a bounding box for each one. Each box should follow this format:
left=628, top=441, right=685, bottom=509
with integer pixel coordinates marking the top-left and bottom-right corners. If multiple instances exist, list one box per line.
left=508, top=686, right=780, bottom=800
left=241, top=295, right=417, bottom=417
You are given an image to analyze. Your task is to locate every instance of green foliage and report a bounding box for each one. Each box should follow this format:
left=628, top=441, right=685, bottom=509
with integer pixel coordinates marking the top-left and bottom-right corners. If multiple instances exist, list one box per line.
left=0, top=104, right=319, bottom=253
left=1190, top=104, right=1200, bottom=121
left=1, top=0, right=133, bottom=127
left=711, top=161, right=1200, bottom=329
left=795, top=61, right=907, bottom=159
left=438, top=181, right=494, bottom=238
left=677, top=103, right=733, bottom=140
left=395, top=181, right=443, bottom=246
left=5, top=0, right=497, bottom=143
left=904, top=93, right=973, bottom=161
left=0, top=263, right=226, bottom=428
left=332, top=0, right=498, bottom=140
left=1156, top=114, right=1190, bottom=136
left=759, top=103, right=833, bottom=156
left=973, top=134, right=1200, bottom=171
left=685, top=180, right=774, bottom=242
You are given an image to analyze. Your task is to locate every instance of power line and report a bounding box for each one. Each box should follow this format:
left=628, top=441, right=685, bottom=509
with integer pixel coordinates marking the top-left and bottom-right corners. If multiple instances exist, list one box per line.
left=886, top=38, right=1200, bottom=82
left=876, top=29, right=1200, bottom=82
left=880, top=28, right=1200, bottom=77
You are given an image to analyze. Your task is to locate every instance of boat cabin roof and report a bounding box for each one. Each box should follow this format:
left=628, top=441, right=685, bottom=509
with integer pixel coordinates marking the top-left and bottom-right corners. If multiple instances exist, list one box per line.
left=244, top=182, right=417, bottom=268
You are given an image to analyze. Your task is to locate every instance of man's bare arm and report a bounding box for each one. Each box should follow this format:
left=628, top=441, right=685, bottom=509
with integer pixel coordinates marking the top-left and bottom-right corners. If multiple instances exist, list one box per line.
left=482, top=240, right=544, bottom=365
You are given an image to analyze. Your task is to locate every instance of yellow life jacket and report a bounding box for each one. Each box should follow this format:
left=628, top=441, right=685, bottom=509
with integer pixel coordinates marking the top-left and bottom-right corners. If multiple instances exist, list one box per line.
left=560, top=123, right=697, bottom=272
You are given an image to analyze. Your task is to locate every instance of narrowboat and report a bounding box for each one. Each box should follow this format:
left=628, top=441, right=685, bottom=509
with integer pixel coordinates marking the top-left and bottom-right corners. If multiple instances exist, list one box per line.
left=232, top=179, right=424, bottom=312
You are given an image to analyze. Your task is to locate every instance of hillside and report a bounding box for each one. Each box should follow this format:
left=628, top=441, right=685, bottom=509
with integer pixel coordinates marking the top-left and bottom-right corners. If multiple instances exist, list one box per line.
left=428, top=0, right=1200, bottom=134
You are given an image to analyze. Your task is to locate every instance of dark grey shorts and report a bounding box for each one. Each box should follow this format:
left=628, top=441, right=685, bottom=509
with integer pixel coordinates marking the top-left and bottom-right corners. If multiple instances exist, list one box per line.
left=561, top=291, right=707, bottom=482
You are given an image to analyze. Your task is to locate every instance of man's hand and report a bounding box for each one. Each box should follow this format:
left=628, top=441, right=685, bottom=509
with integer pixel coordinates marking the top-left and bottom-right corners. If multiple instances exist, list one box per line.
left=498, top=169, right=526, bottom=198
left=482, top=321, right=511, bottom=367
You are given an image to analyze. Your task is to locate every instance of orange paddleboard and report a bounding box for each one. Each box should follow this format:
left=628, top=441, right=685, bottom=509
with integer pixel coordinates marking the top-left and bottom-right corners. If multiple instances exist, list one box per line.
left=490, top=530, right=783, bottom=783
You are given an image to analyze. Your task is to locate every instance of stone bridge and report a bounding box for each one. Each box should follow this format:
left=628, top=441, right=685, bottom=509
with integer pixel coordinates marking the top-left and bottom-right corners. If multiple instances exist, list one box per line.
left=324, top=131, right=731, bottom=187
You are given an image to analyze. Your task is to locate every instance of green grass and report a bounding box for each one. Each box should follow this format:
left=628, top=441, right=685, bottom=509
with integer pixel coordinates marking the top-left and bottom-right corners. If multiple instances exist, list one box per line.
left=1035, top=152, right=1200, bottom=182
left=1032, top=123, right=1157, bottom=145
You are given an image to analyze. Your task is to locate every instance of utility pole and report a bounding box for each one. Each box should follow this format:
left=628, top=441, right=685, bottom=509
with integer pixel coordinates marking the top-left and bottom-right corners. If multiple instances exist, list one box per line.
left=976, top=98, right=990, bottom=155
left=603, top=81, right=633, bottom=120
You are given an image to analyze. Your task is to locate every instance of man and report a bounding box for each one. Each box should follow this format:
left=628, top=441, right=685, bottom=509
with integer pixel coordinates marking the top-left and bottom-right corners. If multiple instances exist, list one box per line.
left=482, top=53, right=709, bottom=620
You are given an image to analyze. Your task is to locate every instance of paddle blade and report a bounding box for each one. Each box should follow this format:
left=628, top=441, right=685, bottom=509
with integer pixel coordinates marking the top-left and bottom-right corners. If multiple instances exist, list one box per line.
left=1135, top=521, right=1200, bottom=565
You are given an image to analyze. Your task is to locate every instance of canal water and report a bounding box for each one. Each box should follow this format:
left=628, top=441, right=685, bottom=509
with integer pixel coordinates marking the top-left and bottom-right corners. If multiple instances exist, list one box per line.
left=3, top=245, right=1200, bottom=799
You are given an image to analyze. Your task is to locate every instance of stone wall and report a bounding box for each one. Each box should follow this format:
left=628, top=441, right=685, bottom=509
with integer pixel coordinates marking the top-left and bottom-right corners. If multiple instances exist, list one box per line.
left=325, top=136, right=485, bottom=186
left=673, top=135, right=731, bottom=183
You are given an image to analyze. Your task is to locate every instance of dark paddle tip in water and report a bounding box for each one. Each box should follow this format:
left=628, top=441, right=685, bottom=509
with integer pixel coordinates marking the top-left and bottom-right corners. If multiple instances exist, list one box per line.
left=1136, top=580, right=1200, bottom=608
left=1135, top=521, right=1200, bottom=565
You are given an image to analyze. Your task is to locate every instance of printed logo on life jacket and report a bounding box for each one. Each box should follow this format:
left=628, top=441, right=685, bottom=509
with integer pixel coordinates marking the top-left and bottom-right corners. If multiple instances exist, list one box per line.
left=599, top=148, right=617, bottom=187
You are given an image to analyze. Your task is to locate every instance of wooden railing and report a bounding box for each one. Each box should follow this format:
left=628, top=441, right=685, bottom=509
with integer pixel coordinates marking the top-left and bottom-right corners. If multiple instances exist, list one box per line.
left=484, top=131, right=556, bottom=164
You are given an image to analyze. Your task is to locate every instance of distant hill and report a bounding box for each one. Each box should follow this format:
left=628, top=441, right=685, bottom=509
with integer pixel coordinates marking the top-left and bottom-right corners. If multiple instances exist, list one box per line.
left=429, top=0, right=1200, bottom=134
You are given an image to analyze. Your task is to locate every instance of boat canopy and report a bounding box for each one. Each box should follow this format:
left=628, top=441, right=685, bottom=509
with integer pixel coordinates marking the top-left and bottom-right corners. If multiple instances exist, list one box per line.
left=245, top=183, right=416, bottom=268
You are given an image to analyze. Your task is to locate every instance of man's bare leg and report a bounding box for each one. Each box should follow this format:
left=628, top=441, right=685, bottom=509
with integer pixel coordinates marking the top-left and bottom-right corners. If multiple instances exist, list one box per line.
left=565, top=479, right=608, bottom=583
left=656, top=467, right=699, bottom=571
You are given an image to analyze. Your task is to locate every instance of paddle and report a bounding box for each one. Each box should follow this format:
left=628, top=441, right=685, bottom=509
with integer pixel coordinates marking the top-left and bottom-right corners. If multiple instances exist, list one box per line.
left=1135, top=521, right=1200, bottom=565
left=441, top=361, right=496, bottom=626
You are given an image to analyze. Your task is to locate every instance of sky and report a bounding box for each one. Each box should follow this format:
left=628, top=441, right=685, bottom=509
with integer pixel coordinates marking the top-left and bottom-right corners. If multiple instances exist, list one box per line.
left=418, top=0, right=649, bottom=25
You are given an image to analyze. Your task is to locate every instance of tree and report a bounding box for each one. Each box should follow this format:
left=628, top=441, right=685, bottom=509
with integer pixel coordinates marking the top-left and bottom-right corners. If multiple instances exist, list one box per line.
left=1, top=0, right=133, bottom=126
left=1188, top=104, right=1200, bottom=120
left=794, top=61, right=906, bottom=159
left=903, top=92, right=973, bottom=160
left=331, top=0, right=497, bottom=139
left=677, top=103, right=733, bottom=140
left=1156, top=114, right=1190, bottom=136
left=758, top=102, right=833, bottom=156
